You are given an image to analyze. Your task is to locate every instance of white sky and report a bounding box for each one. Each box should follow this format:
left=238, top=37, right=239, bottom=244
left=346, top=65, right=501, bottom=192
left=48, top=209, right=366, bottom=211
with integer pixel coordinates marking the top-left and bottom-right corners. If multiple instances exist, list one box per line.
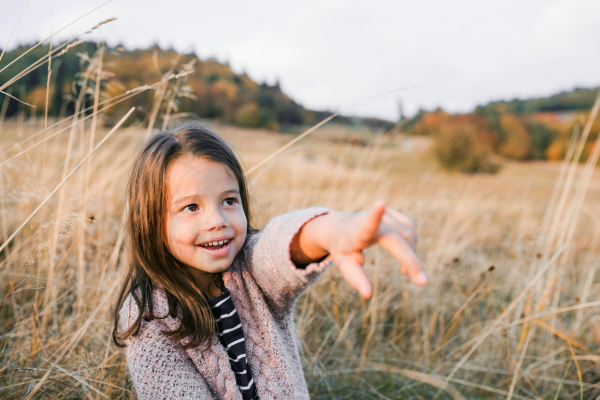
left=2, top=0, right=599, bottom=121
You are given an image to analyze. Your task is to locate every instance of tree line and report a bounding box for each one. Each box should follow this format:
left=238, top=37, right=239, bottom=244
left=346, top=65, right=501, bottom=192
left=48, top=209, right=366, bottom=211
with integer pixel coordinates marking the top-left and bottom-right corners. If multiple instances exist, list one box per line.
left=0, top=42, right=395, bottom=132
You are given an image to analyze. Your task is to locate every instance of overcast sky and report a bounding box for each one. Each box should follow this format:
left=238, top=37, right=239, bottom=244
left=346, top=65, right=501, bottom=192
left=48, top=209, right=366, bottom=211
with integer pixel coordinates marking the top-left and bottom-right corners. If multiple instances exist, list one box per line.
left=2, top=0, right=599, bottom=121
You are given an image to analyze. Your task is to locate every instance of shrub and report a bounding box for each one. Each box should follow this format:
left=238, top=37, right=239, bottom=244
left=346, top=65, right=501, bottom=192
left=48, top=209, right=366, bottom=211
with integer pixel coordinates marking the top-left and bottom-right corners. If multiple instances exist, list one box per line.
left=527, top=115, right=560, bottom=159
left=234, top=102, right=261, bottom=128
left=499, top=114, right=533, bottom=160
left=433, top=123, right=501, bottom=174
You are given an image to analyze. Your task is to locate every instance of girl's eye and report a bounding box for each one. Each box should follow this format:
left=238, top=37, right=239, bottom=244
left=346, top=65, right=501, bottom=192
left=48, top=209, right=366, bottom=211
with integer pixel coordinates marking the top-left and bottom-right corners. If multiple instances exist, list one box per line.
left=182, top=204, right=198, bottom=213
left=223, top=198, right=237, bottom=206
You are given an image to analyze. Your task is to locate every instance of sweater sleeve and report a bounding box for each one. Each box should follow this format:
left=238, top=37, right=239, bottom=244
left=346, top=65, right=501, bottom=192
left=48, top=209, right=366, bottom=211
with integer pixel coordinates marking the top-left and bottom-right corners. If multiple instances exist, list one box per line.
left=245, top=207, right=334, bottom=315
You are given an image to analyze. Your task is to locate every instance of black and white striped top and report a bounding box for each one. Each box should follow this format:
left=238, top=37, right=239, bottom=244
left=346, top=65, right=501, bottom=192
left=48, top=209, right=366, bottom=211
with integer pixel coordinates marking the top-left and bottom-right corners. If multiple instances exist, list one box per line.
left=206, top=286, right=258, bottom=400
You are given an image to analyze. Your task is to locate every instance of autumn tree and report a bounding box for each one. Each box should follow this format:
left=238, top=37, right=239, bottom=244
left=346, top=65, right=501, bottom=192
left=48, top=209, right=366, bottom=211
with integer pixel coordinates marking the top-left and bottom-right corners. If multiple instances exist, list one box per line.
left=498, top=114, right=532, bottom=160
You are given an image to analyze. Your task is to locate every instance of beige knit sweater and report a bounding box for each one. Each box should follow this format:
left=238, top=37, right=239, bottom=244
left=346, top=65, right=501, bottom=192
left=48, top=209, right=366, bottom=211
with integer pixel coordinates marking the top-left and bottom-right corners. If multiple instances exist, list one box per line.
left=119, top=208, right=332, bottom=399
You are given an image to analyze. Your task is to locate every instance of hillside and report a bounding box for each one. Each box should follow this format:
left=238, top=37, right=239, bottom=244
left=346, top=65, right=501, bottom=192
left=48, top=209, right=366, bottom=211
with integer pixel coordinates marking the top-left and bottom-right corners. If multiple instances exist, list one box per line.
left=0, top=42, right=394, bottom=132
left=404, top=87, right=600, bottom=166
left=476, top=87, right=599, bottom=115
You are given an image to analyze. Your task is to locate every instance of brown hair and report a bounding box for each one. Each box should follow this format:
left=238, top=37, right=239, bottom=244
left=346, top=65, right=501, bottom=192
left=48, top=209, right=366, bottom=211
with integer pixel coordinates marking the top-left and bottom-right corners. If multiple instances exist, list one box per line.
left=112, top=123, right=255, bottom=350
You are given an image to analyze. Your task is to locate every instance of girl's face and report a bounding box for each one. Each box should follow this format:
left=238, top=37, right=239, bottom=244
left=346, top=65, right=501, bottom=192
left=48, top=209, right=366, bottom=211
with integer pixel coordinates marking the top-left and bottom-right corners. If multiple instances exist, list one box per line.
left=164, top=156, right=247, bottom=277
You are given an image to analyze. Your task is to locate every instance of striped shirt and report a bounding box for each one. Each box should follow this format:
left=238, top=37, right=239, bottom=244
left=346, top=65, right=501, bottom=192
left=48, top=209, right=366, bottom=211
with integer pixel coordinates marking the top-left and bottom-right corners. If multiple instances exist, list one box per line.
left=206, top=287, right=258, bottom=400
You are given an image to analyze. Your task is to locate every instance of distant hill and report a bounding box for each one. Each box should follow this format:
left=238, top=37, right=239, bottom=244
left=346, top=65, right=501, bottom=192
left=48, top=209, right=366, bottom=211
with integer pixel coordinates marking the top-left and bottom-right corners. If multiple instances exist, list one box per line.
left=404, top=87, right=600, bottom=165
left=475, top=87, right=599, bottom=115
left=0, top=42, right=395, bottom=132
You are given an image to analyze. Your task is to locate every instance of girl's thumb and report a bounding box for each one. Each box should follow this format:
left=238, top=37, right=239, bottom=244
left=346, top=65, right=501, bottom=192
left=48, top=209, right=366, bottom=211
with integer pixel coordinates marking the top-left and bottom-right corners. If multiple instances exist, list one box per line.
left=361, top=200, right=386, bottom=239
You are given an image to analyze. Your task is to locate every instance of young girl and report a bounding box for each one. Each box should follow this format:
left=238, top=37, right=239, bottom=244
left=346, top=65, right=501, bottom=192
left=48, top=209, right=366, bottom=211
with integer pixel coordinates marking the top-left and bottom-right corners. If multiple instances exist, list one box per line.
left=113, top=123, right=428, bottom=400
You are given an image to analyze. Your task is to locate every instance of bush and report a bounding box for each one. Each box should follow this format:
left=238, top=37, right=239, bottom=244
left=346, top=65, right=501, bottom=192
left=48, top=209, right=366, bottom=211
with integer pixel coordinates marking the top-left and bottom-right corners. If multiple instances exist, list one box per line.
left=434, top=124, right=501, bottom=174
left=499, top=114, right=533, bottom=160
left=528, top=119, right=559, bottom=159
left=234, top=102, right=262, bottom=128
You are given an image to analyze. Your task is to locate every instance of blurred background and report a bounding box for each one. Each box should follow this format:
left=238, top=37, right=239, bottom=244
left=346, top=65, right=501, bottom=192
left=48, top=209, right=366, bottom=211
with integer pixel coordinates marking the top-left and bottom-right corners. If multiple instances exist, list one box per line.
left=1, top=0, right=600, bottom=171
left=1, top=1, right=600, bottom=399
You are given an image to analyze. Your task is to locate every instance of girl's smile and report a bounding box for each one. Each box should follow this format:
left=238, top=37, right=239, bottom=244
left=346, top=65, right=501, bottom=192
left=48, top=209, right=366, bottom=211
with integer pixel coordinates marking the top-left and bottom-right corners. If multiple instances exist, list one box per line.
left=164, top=155, right=247, bottom=288
left=197, top=237, right=232, bottom=256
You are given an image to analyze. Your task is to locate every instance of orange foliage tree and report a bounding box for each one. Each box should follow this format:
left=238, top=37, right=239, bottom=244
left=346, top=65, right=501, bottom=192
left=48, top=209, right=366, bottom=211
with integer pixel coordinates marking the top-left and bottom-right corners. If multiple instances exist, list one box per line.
left=498, top=113, right=533, bottom=160
left=409, top=110, right=500, bottom=173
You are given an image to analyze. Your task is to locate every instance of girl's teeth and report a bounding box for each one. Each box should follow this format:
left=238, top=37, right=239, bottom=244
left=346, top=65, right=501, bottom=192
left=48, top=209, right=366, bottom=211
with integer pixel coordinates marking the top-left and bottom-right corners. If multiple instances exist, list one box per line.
left=201, top=239, right=229, bottom=247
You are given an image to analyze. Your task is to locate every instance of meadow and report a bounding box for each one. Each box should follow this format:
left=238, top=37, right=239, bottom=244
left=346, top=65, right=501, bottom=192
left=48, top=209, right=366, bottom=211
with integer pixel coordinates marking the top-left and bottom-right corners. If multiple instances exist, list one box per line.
left=1, top=36, right=600, bottom=400
left=0, top=109, right=599, bottom=399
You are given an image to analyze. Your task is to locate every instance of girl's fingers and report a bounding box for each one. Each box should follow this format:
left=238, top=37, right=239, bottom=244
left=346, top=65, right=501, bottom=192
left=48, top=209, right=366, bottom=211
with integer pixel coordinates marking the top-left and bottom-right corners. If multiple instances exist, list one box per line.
left=385, top=207, right=417, bottom=244
left=358, top=200, right=386, bottom=244
left=378, top=232, right=428, bottom=286
left=385, top=207, right=416, bottom=231
left=382, top=213, right=417, bottom=249
left=336, top=254, right=372, bottom=299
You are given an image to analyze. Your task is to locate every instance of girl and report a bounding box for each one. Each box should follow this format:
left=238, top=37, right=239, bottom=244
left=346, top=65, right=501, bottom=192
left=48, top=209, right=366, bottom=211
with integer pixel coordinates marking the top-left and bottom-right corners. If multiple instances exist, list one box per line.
left=113, top=123, right=428, bottom=400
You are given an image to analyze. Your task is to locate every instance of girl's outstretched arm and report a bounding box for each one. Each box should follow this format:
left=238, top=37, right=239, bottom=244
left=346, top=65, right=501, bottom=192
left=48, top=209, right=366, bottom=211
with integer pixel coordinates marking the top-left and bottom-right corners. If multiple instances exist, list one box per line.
left=244, top=208, right=334, bottom=316
left=290, top=200, right=428, bottom=299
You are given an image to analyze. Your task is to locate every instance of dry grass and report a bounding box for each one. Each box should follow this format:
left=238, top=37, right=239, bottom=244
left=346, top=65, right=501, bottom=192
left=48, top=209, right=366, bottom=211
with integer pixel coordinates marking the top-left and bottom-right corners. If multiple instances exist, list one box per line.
left=1, top=32, right=600, bottom=400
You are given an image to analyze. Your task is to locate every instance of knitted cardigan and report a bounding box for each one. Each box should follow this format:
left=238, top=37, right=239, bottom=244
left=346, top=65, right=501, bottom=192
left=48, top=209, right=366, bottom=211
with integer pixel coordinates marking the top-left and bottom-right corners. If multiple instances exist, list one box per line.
left=119, top=208, right=332, bottom=399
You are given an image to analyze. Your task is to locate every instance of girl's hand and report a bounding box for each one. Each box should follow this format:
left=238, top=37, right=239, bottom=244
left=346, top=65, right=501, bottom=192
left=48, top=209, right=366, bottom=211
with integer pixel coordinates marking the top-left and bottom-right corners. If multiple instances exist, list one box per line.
left=292, top=201, right=427, bottom=299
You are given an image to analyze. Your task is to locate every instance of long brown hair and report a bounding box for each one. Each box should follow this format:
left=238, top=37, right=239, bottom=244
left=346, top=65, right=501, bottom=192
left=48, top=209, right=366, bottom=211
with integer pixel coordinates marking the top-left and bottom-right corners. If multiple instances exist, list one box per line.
left=113, top=123, right=254, bottom=350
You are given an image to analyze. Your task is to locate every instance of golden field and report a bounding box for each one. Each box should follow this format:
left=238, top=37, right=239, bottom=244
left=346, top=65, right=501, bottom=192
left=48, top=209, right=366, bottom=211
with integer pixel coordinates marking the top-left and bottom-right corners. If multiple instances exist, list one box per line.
left=0, top=106, right=599, bottom=400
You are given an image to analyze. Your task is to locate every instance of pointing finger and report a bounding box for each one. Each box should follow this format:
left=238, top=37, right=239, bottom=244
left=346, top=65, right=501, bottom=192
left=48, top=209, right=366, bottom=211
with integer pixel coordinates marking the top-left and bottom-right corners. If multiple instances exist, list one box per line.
left=386, top=207, right=416, bottom=232
left=378, top=232, right=428, bottom=286
left=382, top=213, right=417, bottom=249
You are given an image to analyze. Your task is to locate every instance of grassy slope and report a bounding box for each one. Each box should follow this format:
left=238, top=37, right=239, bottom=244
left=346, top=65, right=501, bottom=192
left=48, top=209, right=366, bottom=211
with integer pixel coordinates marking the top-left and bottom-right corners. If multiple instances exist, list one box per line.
left=1, top=117, right=599, bottom=399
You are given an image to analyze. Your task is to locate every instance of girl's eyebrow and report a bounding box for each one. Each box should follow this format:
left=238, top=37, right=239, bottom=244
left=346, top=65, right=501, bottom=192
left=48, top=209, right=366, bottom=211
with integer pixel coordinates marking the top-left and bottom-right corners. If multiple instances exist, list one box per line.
left=171, top=195, right=198, bottom=207
left=222, top=189, right=240, bottom=196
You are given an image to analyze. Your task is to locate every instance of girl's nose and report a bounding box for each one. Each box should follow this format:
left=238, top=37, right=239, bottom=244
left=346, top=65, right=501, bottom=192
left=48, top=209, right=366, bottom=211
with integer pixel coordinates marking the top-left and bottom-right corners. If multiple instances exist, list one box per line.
left=204, top=206, right=229, bottom=231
